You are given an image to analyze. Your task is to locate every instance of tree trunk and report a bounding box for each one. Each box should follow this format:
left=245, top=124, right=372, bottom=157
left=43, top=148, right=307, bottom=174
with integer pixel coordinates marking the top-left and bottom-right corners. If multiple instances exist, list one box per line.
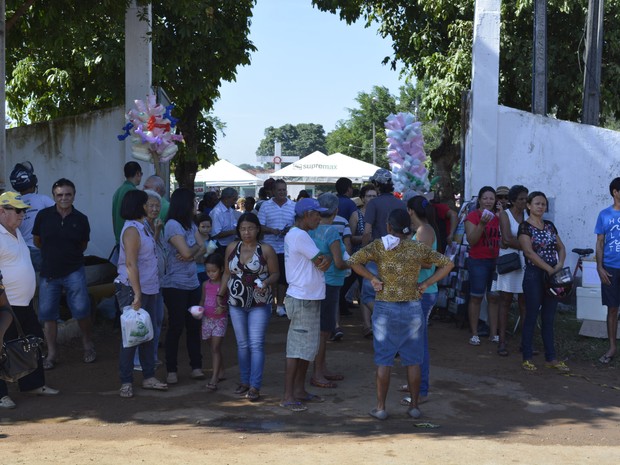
left=429, top=124, right=460, bottom=207
left=173, top=99, right=201, bottom=190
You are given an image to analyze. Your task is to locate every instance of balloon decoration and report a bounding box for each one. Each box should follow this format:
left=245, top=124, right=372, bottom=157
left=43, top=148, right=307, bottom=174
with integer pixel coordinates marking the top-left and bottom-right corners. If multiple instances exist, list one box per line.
left=118, top=94, right=184, bottom=175
left=384, top=112, right=437, bottom=195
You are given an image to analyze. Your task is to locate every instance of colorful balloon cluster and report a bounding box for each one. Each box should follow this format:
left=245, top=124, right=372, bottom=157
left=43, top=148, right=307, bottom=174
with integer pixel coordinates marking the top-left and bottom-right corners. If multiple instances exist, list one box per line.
left=384, top=112, right=433, bottom=194
left=118, top=94, right=184, bottom=164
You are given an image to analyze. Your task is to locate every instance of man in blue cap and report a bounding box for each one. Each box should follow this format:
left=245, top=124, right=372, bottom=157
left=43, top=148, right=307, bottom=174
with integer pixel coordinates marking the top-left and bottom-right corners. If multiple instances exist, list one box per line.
left=280, top=198, right=331, bottom=412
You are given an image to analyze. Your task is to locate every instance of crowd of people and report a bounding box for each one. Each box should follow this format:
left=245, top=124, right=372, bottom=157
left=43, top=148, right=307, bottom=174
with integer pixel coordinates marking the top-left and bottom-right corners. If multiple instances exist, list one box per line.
left=1, top=160, right=619, bottom=421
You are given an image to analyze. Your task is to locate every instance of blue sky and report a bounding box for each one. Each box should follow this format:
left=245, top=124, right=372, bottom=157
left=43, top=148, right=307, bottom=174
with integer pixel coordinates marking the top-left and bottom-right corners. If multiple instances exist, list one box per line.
left=212, top=0, right=404, bottom=166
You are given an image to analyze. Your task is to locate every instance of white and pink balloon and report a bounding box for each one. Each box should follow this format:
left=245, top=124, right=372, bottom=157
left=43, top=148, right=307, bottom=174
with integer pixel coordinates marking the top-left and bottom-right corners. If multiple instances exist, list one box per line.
left=384, top=112, right=431, bottom=194
left=118, top=94, right=184, bottom=164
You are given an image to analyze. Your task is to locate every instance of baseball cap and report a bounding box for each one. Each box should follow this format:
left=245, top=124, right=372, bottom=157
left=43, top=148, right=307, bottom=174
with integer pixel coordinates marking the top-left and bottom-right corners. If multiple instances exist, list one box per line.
left=0, top=191, right=30, bottom=209
left=295, top=198, right=328, bottom=216
left=371, top=168, right=392, bottom=184
left=496, top=186, right=509, bottom=196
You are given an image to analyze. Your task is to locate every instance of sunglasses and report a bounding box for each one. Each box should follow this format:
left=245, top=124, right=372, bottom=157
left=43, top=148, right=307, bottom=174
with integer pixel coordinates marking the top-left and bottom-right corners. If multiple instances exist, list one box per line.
left=2, top=206, right=27, bottom=214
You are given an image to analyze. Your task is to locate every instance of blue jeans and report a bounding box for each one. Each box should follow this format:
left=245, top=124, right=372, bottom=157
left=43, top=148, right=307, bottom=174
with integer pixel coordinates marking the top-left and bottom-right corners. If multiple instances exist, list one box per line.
left=420, top=292, right=438, bottom=396
left=115, top=283, right=158, bottom=383
left=361, top=261, right=378, bottom=304
left=134, top=293, right=164, bottom=366
left=521, top=265, right=558, bottom=362
left=229, top=305, right=271, bottom=389
left=38, top=267, right=91, bottom=321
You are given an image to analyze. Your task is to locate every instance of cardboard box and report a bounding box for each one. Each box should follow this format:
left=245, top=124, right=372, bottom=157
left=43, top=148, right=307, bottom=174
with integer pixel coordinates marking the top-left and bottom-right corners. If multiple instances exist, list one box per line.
left=581, top=260, right=600, bottom=287
left=576, top=286, right=607, bottom=321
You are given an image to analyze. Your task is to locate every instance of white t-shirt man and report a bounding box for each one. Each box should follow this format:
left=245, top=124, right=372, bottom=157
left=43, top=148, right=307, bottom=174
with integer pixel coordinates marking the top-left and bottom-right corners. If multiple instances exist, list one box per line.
left=0, top=224, right=37, bottom=305
left=284, top=226, right=325, bottom=300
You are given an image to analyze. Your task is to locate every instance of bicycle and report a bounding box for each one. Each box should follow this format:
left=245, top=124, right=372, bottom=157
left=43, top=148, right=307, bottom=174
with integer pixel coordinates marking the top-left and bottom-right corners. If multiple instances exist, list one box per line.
left=570, top=247, right=594, bottom=287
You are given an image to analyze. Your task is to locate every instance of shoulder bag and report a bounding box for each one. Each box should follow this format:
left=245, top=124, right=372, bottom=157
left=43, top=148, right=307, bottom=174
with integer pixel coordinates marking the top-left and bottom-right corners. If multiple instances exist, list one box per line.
left=0, top=306, right=42, bottom=383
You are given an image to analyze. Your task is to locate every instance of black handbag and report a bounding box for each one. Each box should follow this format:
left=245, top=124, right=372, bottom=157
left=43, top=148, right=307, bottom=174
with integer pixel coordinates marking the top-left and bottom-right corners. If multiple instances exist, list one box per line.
left=496, top=252, right=521, bottom=275
left=0, top=306, right=42, bottom=383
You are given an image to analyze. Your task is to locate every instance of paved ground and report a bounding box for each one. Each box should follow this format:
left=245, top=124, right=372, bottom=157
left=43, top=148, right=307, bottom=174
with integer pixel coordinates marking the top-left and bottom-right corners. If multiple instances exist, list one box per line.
left=1, top=308, right=619, bottom=464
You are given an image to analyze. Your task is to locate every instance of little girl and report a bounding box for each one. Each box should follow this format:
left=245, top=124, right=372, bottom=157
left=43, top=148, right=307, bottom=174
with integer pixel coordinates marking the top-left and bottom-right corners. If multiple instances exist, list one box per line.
left=195, top=214, right=213, bottom=283
left=201, top=253, right=227, bottom=391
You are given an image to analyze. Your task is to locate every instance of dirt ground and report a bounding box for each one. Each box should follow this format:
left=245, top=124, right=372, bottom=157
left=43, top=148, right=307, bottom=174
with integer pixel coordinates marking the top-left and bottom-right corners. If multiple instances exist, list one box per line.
left=1, top=307, right=619, bottom=464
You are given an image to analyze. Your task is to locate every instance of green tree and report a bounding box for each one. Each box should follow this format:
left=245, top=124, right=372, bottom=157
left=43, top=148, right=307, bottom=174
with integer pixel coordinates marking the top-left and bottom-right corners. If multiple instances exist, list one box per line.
left=313, top=0, right=620, bottom=201
left=5, top=0, right=256, bottom=188
left=256, top=123, right=326, bottom=159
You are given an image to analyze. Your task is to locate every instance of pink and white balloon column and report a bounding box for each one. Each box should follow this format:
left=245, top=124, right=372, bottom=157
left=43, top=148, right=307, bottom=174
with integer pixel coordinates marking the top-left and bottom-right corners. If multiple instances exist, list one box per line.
left=384, top=112, right=431, bottom=195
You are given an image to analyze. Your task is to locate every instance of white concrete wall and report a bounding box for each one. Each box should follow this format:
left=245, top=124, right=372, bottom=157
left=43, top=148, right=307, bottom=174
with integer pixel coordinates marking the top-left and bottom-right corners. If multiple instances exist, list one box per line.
left=469, top=104, right=620, bottom=269
left=5, top=106, right=150, bottom=259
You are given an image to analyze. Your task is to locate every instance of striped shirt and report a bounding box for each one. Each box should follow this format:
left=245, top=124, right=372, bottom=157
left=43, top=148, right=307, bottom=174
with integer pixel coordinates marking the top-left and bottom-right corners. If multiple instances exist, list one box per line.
left=258, top=198, right=296, bottom=254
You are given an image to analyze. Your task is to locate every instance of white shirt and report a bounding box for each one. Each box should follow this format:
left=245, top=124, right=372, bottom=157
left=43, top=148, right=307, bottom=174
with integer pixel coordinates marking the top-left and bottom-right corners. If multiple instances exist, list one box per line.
left=210, top=201, right=237, bottom=247
left=19, top=192, right=55, bottom=247
left=258, top=198, right=296, bottom=254
left=0, top=224, right=37, bottom=305
left=284, top=226, right=325, bottom=300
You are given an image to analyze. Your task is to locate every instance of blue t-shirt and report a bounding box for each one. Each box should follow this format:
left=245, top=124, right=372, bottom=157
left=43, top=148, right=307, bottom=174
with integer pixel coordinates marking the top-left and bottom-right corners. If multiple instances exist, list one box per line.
left=309, top=224, right=347, bottom=286
left=594, top=205, right=620, bottom=269
left=162, top=219, right=199, bottom=290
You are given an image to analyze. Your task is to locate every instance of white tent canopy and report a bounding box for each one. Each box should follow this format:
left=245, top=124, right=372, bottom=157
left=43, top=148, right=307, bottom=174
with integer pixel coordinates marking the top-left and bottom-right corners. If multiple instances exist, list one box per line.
left=271, top=151, right=379, bottom=184
left=194, top=159, right=260, bottom=186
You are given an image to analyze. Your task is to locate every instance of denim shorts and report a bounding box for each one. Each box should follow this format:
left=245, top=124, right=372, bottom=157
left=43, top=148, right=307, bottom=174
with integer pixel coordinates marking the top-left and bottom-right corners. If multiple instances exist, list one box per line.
left=38, top=267, right=91, bottom=321
left=372, top=300, right=424, bottom=367
left=361, top=261, right=378, bottom=304
left=601, top=266, right=620, bottom=308
left=467, top=257, right=496, bottom=297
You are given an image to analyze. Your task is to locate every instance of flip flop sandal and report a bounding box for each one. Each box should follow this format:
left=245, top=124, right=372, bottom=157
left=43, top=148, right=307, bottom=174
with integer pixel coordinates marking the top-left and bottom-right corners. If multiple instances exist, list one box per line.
left=397, top=383, right=409, bottom=392
left=599, top=354, right=614, bottom=364
left=310, top=378, right=337, bottom=389
left=234, top=384, right=250, bottom=395
left=245, top=388, right=260, bottom=402
left=206, top=382, right=218, bottom=391
left=297, top=393, right=324, bottom=403
left=120, top=384, right=134, bottom=398
left=142, top=378, right=168, bottom=390
left=279, top=401, right=307, bottom=412
left=324, top=374, right=344, bottom=381
left=83, top=348, right=97, bottom=364
left=43, top=358, right=56, bottom=370
left=369, top=408, right=388, bottom=420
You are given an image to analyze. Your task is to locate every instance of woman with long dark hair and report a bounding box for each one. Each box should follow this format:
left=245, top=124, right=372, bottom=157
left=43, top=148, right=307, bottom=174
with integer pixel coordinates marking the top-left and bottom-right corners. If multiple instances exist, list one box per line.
left=464, top=186, right=500, bottom=346
left=518, top=191, right=569, bottom=372
left=162, top=188, right=206, bottom=384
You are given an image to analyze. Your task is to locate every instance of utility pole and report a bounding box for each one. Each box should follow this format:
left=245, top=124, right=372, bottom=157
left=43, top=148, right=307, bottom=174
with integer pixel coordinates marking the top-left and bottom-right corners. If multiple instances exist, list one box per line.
left=582, top=0, right=604, bottom=126
left=532, top=0, right=547, bottom=115
left=1, top=0, right=6, bottom=191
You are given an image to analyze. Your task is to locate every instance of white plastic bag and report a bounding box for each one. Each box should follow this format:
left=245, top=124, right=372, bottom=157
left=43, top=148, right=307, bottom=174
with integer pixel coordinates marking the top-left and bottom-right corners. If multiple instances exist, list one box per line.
left=120, top=306, right=154, bottom=348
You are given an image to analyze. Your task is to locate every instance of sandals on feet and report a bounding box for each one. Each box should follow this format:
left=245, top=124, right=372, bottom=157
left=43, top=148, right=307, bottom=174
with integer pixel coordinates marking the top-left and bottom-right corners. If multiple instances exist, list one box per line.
left=245, top=388, right=260, bottom=402
left=43, top=358, right=56, bottom=370
left=142, top=377, right=168, bottom=390
left=369, top=408, right=388, bottom=420
left=234, top=384, right=249, bottom=395
left=120, top=383, right=133, bottom=398
left=279, top=401, right=307, bottom=412
left=497, top=344, right=509, bottom=357
left=206, top=382, right=218, bottom=391
left=599, top=354, right=614, bottom=364
left=83, top=348, right=97, bottom=364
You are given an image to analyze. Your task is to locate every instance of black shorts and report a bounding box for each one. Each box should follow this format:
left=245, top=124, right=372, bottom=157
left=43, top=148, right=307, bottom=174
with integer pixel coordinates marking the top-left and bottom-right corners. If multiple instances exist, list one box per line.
left=601, top=266, right=620, bottom=308
left=277, top=253, right=288, bottom=285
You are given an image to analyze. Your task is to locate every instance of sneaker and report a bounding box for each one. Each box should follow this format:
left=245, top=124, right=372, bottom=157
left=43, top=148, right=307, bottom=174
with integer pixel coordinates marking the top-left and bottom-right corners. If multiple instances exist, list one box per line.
left=546, top=361, right=570, bottom=372
left=133, top=364, right=143, bottom=372
left=469, top=335, right=481, bottom=346
left=276, top=306, right=287, bottom=317
left=166, top=372, right=178, bottom=384
left=0, top=396, right=16, bottom=409
left=191, top=368, right=206, bottom=380
left=119, top=383, right=134, bottom=398
left=331, top=328, right=344, bottom=341
left=490, top=335, right=499, bottom=343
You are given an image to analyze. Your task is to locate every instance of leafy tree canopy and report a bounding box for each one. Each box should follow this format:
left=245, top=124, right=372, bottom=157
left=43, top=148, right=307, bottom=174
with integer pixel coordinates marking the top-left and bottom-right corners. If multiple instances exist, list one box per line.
left=5, top=0, right=256, bottom=188
left=313, top=0, right=620, bottom=199
left=256, top=123, right=327, bottom=159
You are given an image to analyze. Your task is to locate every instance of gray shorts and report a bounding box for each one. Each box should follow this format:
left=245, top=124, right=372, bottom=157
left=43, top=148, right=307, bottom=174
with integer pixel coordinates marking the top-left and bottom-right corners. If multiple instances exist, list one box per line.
left=284, top=296, right=320, bottom=361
